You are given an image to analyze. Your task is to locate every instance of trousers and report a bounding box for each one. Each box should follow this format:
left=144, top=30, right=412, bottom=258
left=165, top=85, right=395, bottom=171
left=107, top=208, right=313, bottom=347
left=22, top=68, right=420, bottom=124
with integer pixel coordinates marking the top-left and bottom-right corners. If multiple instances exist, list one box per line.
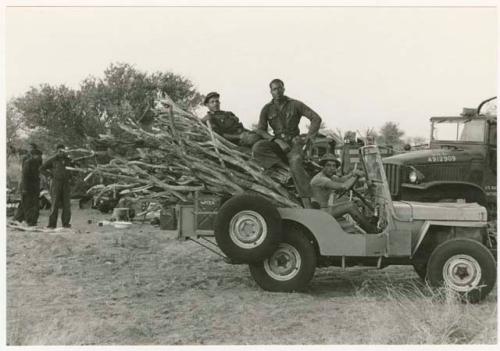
left=327, top=199, right=376, bottom=233
left=14, top=188, right=40, bottom=226
left=252, top=139, right=312, bottom=198
left=48, top=179, right=71, bottom=227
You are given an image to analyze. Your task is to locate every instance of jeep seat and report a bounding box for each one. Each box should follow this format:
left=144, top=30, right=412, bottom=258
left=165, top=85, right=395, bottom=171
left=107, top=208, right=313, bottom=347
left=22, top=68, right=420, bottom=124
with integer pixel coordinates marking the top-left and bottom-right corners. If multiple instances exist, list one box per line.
left=392, top=201, right=487, bottom=221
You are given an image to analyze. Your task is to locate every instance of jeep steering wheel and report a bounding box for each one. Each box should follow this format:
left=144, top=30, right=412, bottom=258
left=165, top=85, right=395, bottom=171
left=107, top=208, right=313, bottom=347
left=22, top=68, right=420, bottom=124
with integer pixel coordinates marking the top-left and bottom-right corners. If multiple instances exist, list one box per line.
left=336, top=174, right=374, bottom=211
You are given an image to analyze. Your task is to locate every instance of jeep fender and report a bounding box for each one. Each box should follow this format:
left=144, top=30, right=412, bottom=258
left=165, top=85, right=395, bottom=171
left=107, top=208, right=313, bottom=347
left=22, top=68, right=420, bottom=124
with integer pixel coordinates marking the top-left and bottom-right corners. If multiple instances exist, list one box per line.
left=411, top=220, right=486, bottom=258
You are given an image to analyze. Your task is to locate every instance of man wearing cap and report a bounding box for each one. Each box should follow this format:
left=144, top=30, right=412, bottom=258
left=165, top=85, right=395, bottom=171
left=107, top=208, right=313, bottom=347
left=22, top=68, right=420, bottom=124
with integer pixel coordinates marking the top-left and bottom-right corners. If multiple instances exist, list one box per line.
left=14, top=143, right=43, bottom=226
left=311, top=154, right=376, bottom=233
left=253, top=79, right=322, bottom=208
left=202, top=92, right=259, bottom=146
left=40, top=143, right=75, bottom=228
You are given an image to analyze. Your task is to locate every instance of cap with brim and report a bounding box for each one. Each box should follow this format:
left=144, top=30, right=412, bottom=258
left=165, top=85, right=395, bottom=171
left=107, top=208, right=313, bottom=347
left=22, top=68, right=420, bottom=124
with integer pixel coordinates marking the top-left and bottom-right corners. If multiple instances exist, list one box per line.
left=319, top=154, right=341, bottom=167
left=204, top=92, right=220, bottom=105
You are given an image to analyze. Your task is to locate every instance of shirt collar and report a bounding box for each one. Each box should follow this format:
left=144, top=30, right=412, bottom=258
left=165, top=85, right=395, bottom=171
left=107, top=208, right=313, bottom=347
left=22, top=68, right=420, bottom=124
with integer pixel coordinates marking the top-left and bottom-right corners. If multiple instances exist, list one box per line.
left=272, top=95, right=290, bottom=105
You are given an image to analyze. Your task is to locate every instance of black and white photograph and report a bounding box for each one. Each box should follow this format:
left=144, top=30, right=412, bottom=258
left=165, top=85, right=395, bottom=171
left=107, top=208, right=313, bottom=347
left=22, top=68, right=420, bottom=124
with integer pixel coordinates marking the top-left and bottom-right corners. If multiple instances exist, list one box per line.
left=2, top=0, right=498, bottom=347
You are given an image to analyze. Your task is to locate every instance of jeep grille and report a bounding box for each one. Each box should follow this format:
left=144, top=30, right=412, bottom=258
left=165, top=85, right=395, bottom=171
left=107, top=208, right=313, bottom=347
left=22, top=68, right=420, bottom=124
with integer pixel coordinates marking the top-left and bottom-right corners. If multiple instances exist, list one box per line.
left=383, top=163, right=401, bottom=196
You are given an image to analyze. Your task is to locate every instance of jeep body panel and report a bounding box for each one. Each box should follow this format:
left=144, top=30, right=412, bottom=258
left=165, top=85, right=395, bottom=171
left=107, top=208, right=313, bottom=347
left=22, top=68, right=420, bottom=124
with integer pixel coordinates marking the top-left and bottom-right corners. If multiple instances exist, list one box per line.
left=278, top=208, right=387, bottom=257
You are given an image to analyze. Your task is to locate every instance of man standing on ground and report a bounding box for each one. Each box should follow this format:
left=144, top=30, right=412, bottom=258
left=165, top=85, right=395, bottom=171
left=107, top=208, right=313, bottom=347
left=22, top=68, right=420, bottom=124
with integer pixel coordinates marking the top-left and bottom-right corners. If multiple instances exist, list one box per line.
left=310, top=154, right=376, bottom=233
left=14, top=143, right=43, bottom=226
left=40, top=144, right=74, bottom=228
left=253, top=79, right=322, bottom=208
left=201, top=91, right=259, bottom=147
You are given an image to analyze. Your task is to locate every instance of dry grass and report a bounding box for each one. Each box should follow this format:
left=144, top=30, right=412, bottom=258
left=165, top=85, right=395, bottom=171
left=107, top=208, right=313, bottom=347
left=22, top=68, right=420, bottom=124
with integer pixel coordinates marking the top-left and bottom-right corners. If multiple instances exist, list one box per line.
left=351, top=278, right=497, bottom=344
left=6, top=205, right=497, bottom=345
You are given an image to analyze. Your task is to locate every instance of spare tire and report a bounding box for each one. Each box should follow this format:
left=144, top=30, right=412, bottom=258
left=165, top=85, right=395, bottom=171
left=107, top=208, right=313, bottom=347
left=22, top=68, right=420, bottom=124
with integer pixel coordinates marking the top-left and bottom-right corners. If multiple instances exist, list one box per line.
left=214, top=194, right=282, bottom=263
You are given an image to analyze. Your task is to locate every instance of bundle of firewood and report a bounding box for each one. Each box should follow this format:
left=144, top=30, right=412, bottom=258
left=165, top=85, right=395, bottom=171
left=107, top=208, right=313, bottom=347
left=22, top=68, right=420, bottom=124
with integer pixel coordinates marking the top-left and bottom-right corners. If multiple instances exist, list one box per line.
left=71, top=94, right=300, bottom=208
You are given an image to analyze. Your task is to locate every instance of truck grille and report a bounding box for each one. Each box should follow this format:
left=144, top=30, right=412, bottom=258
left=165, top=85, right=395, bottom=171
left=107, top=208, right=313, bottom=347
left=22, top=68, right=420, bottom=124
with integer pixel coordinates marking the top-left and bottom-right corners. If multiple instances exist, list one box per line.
left=383, top=163, right=401, bottom=196
left=415, top=163, right=468, bottom=181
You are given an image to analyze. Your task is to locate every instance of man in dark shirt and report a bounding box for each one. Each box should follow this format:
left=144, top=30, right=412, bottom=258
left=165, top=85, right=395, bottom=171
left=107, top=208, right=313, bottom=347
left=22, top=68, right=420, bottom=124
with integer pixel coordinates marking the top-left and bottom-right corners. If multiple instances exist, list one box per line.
left=40, top=144, right=74, bottom=228
left=253, top=79, right=322, bottom=207
left=14, top=143, right=43, bottom=226
left=201, top=92, right=260, bottom=146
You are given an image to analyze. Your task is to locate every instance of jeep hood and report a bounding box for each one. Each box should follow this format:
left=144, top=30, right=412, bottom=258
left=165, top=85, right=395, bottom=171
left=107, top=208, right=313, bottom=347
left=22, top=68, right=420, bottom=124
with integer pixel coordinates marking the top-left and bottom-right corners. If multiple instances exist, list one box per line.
left=383, top=148, right=473, bottom=165
left=393, top=201, right=487, bottom=222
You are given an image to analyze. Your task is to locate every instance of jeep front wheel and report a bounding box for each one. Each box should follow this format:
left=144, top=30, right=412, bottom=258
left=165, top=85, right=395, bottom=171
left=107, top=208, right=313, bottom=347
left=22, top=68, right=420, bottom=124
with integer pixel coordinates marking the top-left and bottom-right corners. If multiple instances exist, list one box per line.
left=249, top=226, right=316, bottom=292
left=412, top=263, right=427, bottom=280
left=426, top=238, right=496, bottom=303
left=214, top=194, right=282, bottom=263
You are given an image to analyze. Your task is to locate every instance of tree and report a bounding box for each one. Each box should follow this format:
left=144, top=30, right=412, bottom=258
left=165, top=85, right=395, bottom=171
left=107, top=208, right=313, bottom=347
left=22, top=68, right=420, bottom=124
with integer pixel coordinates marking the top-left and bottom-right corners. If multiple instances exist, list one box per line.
left=378, top=122, right=405, bottom=147
left=6, top=101, right=25, bottom=155
left=13, top=84, right=84, bottom=146
left=404, top=136, right=428, bottom=146
left=12, top=62, right=204, bottom=148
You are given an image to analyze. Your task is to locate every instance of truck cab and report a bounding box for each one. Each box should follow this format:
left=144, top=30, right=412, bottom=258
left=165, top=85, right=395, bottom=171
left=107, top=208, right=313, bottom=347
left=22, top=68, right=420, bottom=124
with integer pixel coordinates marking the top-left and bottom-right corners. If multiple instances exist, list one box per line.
left=383, top=97, right=497, bottom=213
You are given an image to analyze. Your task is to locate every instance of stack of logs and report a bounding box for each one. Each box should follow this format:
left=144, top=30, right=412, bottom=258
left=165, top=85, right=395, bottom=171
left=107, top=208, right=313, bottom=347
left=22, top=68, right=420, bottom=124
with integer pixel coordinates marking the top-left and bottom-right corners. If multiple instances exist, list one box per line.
left=71, top=94, right=300, bottom=208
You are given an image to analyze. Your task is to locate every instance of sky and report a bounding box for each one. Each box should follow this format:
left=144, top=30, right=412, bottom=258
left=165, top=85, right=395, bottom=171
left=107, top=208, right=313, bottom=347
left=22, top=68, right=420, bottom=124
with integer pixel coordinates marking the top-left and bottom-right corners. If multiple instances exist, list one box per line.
left=5, top=5, right=497, bottom=139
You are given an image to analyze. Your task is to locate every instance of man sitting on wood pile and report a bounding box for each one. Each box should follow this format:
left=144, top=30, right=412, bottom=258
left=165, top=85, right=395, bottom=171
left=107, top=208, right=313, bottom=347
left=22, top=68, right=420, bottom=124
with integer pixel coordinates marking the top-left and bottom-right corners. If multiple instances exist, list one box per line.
left=310, top=154, right=376, bottom=233
left=201, top=91, right=260, bottom=147
left=252, top=79, right=322, bottom=208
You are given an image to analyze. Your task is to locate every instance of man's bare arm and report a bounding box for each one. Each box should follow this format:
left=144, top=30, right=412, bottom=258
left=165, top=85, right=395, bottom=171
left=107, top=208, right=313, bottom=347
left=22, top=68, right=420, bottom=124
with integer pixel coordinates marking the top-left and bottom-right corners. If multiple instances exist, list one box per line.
left=299, top=101, right=322, bottom=139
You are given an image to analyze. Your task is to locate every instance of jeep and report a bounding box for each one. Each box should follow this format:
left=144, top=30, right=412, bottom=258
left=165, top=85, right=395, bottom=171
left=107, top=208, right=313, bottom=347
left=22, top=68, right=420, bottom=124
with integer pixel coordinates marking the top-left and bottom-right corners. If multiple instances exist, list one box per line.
left=177, top=145, right=496, bottom=302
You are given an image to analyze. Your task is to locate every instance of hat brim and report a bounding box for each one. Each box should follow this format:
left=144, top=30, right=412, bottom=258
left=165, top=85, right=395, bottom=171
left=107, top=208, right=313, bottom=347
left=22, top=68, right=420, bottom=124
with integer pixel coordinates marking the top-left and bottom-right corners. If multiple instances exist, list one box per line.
left=319, top=158, right=340, bottom=167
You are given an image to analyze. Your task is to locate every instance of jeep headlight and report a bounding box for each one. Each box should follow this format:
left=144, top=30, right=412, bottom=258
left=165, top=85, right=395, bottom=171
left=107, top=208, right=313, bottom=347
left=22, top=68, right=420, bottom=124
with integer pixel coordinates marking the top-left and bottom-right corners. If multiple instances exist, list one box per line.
left=409, top=170, right=418, bottom=183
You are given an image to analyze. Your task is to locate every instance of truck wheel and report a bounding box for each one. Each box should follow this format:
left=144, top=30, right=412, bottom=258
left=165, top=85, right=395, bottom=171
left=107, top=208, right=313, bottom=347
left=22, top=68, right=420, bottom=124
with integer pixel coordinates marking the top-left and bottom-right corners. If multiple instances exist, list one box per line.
left=412, top=263, right=427, bottom=280
left=249, top=226, right=316, bottom=292
left=214, top=194, right=282, bottom=263
left=426, top=238, right=496, bottom=303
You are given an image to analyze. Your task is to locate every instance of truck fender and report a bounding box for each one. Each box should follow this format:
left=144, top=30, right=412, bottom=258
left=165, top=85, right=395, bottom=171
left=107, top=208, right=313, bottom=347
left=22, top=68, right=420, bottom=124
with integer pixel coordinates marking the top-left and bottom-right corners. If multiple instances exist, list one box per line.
left=402, top=181, right=487, bottom=204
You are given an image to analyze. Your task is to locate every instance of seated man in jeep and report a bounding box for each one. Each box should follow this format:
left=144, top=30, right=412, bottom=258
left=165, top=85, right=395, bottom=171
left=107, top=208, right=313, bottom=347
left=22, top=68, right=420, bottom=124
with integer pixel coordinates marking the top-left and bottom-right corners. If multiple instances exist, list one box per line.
left=310, top=154, right=376, bottom=233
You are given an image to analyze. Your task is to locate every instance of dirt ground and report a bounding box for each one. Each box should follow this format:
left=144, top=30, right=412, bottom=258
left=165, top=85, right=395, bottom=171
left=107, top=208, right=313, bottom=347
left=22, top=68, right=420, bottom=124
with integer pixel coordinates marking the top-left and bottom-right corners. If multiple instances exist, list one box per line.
left=6, top=201, right=498, bottom=345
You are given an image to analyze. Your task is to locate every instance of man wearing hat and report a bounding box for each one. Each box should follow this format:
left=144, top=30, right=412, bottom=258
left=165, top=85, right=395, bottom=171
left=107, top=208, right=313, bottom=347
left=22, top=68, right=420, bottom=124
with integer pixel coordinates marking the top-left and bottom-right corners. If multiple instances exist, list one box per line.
left=252, top=79, right=322, bottom=208
left=202, top=92, right=259, bottom=146
left=310, top=154, right=376, bottom=233
left=14, top=143, right=43, bottom=226
left=40, top=143, right=75, bottom=228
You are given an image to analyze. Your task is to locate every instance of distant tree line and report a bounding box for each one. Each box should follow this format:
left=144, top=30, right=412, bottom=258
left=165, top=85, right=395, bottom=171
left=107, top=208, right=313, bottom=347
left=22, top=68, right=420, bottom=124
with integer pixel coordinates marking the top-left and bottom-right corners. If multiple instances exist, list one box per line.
left=320, top=121, right=427, bottom=151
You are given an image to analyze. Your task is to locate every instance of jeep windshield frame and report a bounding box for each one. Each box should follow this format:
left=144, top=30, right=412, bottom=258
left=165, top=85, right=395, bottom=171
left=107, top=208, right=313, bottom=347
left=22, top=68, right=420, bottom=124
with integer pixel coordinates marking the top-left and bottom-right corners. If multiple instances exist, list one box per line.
left=430, top=117, right=487, bottom=144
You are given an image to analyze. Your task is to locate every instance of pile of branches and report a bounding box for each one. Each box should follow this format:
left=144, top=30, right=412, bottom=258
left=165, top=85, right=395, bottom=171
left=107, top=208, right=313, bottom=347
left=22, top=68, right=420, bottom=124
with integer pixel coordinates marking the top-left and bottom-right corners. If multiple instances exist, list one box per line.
left=72, top=94, right=300, bottom=208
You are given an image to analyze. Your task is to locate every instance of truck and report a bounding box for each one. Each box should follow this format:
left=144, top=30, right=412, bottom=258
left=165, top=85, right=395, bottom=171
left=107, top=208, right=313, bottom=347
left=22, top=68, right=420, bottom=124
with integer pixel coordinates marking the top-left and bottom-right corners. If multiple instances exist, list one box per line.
left=177, top=145, right=496, bottom=302
left=382, top=97, right=497, bottom=214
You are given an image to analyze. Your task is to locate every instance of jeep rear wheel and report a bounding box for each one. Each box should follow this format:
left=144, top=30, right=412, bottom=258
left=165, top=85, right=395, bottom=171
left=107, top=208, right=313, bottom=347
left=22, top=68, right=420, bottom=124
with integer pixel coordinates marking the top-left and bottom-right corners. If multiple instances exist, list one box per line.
left=214, top=194, right=282, bottom=263
left=426, top=238, right=496, bottom=303
left=249, top=226, right=316, bottom=292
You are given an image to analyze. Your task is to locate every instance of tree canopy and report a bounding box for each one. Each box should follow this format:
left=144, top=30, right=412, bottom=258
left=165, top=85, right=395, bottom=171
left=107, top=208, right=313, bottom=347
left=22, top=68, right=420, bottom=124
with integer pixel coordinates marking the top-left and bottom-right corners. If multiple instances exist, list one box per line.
left=378, top=121, right=405, bottom=147
left=11, top=63, right=204, bottom=148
